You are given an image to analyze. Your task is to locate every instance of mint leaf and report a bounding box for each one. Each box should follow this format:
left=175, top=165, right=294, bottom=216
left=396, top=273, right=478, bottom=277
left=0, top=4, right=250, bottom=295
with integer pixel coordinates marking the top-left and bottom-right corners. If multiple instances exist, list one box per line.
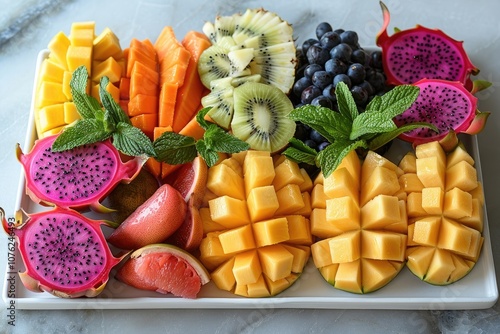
left=364, top=95, right=382, bottom=113
left=70, top=66, right=101, bottom=119
left=51, top=119, right=111, bottom=151
left=282, top=138, right=318, bottom=166
left=204, top=125, right=250, bottom=153
left=196, top=140, right=220, bottom=167
left=153, top=132, right=197, bottom=164
left=288, top=105, right=350, bottom=142
left=368, top=122, right=439, bottom=150
left=112, top=122, right=156, bottom=157
left=99, top=76, right=130, bottom=125
left=317, top=139, right=367, bottom=177
left=350, top=113, right=397, bottom=139
left=335, top=81, right=358, bottom=121
left=372, top=85, right=420, bottom=118
left=196, top=107, right=213, bottom=130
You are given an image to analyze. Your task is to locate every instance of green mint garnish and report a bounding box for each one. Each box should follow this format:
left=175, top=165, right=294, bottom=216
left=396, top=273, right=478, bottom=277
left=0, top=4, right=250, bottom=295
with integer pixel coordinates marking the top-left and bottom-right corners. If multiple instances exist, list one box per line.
left=52, top=66, right=155, bottom=157
left=283, top=82, right=438, bottom=177
left=153, top=107, right=250, bottom=167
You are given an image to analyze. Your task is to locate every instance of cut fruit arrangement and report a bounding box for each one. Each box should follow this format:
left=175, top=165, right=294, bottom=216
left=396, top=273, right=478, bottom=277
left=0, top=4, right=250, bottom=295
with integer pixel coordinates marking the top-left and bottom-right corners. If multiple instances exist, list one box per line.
left=2, top=2, right=492, bottom=300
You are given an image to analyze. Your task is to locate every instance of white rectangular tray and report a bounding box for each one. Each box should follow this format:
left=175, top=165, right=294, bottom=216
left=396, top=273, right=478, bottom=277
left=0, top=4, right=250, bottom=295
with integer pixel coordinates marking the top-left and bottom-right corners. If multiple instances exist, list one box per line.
left=2, top=50, right=498, bottom=310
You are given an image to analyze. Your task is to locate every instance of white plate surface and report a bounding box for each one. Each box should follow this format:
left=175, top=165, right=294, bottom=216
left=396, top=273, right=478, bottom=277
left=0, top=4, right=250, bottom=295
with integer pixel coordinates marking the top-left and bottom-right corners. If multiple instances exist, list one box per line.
left=2, top=49, right=498, bottom=310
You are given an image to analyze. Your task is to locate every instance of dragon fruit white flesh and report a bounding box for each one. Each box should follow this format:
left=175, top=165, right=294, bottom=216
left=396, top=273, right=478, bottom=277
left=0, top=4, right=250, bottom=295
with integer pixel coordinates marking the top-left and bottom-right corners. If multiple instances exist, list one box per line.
left=376, top=2, right=478, bottom=88
left=395, top=78, right=489, bottom=145
left=2, top=207, right=125, bottom=298
left=17, top=134, right=145, bottom=212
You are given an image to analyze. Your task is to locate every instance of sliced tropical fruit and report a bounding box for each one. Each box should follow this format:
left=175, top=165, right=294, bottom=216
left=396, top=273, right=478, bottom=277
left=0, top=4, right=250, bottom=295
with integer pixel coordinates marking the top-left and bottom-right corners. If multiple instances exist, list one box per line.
left=197, top=151, right=312, bottom=297
left=107, top=184, right=187, bottom=250
left=115, top=244, right=210, bottom=299
left=401, top=141, right=484, bottom=285
left=310, top=150, right=407, bottom=294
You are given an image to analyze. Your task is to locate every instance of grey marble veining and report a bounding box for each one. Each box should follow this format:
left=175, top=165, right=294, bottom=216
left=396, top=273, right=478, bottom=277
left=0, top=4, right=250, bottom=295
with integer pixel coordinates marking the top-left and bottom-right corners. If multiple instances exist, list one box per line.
left=1, top=0, right=500, bottom=333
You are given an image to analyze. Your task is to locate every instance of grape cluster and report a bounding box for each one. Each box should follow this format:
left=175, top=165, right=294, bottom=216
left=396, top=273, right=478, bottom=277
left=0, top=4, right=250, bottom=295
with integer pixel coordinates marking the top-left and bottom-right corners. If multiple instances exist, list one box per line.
left=292, top=22, right=390, bottom=153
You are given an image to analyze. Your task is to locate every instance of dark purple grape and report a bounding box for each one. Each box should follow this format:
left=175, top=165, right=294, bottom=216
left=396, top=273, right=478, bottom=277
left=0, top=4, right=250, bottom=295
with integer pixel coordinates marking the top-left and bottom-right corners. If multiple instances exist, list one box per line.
left=302, top=38, right=319, bottom=55
left=358, top=80, right=374, bottom=96
left=304, top=64, right=323, bottom=79
left=294, top=123, right=309, bottom=141
left=317, top=142, right=330, bottom=151
left=306, top=44, right=330, bottom=66
left=301, top=85, right=322, bottom=104
left=315, top=22, right=333, bottom=40
left=351, top=49, right=367, bottom=65
left=329, top=43, right=352, bottom=63
left=367, top=71, right=386, bottom=92
left=322, top=84, right=337, bottom=102
left=334, top=28, right=345, bottom=35
left=340, top=30, right=359, bottom=47
left=351, top=85, right=368, bottom=106
left=370, top=50, right=383, bottom=69
left=293, top=77, right=312, bottom=97
left=324, top=58, right=347, bottom=76
left=347, top=63, right=366, bottom=85
left=333, top=73, right=352, bottom=89
left=311, top=70, right=333, bottom=89
left=310, top=129, right=325, bottom=143
left=304, top=139, right=318, bottom=150
left=320, top=31, right=341, bottom=50
left=311, top=95, right=333, bottom=109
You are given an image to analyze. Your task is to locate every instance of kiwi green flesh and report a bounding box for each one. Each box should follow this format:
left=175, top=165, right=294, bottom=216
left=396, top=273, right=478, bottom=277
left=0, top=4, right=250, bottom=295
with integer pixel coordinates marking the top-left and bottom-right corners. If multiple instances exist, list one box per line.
left=231, top=81, right=295, bottom=152
left=198, top=45, right=232, bottom=89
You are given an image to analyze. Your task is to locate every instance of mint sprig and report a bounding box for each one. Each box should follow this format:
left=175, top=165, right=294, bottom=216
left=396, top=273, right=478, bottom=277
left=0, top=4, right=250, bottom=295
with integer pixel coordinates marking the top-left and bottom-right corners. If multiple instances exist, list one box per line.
left=52, top=66, right=155, bottom=157
left=153, top=107, right=250, bottom=167
left=283, top=82, right=438, bottom=177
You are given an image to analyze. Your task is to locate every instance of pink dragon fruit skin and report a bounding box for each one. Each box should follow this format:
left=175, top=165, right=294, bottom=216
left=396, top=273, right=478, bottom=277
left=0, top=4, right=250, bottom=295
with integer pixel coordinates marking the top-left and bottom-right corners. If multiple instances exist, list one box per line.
left=376, top=2, right=479, bottom=88
left=17, top=134, right=145, bottom=212
left=1, top=207, right=125, bottom=298
left=395, top=78, right=489, bottom=145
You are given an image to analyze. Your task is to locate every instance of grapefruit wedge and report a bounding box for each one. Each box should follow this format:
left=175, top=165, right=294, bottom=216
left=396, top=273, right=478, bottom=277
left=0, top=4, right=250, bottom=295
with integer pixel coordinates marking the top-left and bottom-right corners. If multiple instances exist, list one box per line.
left=116, top=244, right=210, bottom=299
left=164, top=156, right=208, bottom=207
left=107, top=184, right=187, bottom=250
left=167, top=197, right=204, bottom=252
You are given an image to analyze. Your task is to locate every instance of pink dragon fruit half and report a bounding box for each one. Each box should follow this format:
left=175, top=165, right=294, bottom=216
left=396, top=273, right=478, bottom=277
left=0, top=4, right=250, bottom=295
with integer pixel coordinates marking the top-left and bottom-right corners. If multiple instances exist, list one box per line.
left=395, top=78, right=489, bottom=145
left=376, top=1, right=479, bottom=88
left=2, top=207, right=125, bottom=298
left=17, top=134, right=145, bottom=212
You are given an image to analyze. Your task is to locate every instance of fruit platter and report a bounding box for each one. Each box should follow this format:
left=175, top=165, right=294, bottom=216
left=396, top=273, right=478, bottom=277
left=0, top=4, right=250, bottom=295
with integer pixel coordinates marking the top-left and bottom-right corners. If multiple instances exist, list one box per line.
left=2, top=3, right=498, bottom=309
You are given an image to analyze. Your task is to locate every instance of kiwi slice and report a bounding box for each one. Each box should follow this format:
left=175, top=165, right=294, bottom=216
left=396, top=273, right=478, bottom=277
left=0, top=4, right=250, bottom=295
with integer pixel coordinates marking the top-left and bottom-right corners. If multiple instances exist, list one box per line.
left=198, top=45, right=232, bottom=88
left=231, top=81, right=295, bottom=152
left=199, top=8, right=296, bottom=94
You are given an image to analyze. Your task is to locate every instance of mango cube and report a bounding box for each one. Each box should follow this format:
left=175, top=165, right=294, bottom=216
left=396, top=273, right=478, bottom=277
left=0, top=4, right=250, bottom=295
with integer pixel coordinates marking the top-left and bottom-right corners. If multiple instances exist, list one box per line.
left=323, top=167, right=358, bottom=202
left=219, top=224, right=255, bottom=254
left=326, top=196, right=360, bottom=231
left=285, top=215, right=312, bottom=245
left=63, top=102, right=81, bottom=124
left=360, top=166, right=399, bottom=206
left=208, top=196, right=250, bottom=228
left=210, top=258, right=236, bottom=291
left=92, top=57, right=123, bottom=83
left=412, top=216, right=441, bottom=246
left=311, top=183, right=328, bottom=209
left=232, top=250, right=261, bottom=285
left=207, top=163, right=245, bottom=200
left=275, top=184, right=304, bottom=216
left=416, top=156, right=445, bottom=189
left=246, top=186, right=279, bottom=222
left=443, top=187, right=473, bottom=219
left=421, top=187, right=445, bottom=215
left=93, top=27, right=123, bottom=60
left=329, top=230, right=361, bottom=263
left=257, top=245, right=293, bottom=281
left=48, top=31, right=70, bottom=69
left=66, top=45, right=92, bottom=73
left=445, top=160, right=478, bottom=192
left=361, top=194, right=401, bottom=229
left=38, top=104, right=65, bottom=133
left=361, top=230, right=406, bottom=261
left=244, top=155, right=275, bottom=195
left=252, top=217, right=289, bottom=247
left=272, top=159, right=304, bottom=191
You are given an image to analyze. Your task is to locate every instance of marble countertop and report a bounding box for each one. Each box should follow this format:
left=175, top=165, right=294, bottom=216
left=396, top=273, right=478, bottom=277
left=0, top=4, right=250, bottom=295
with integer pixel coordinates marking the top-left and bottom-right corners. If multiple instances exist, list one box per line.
left=1, top=0, right=500, bottom=333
